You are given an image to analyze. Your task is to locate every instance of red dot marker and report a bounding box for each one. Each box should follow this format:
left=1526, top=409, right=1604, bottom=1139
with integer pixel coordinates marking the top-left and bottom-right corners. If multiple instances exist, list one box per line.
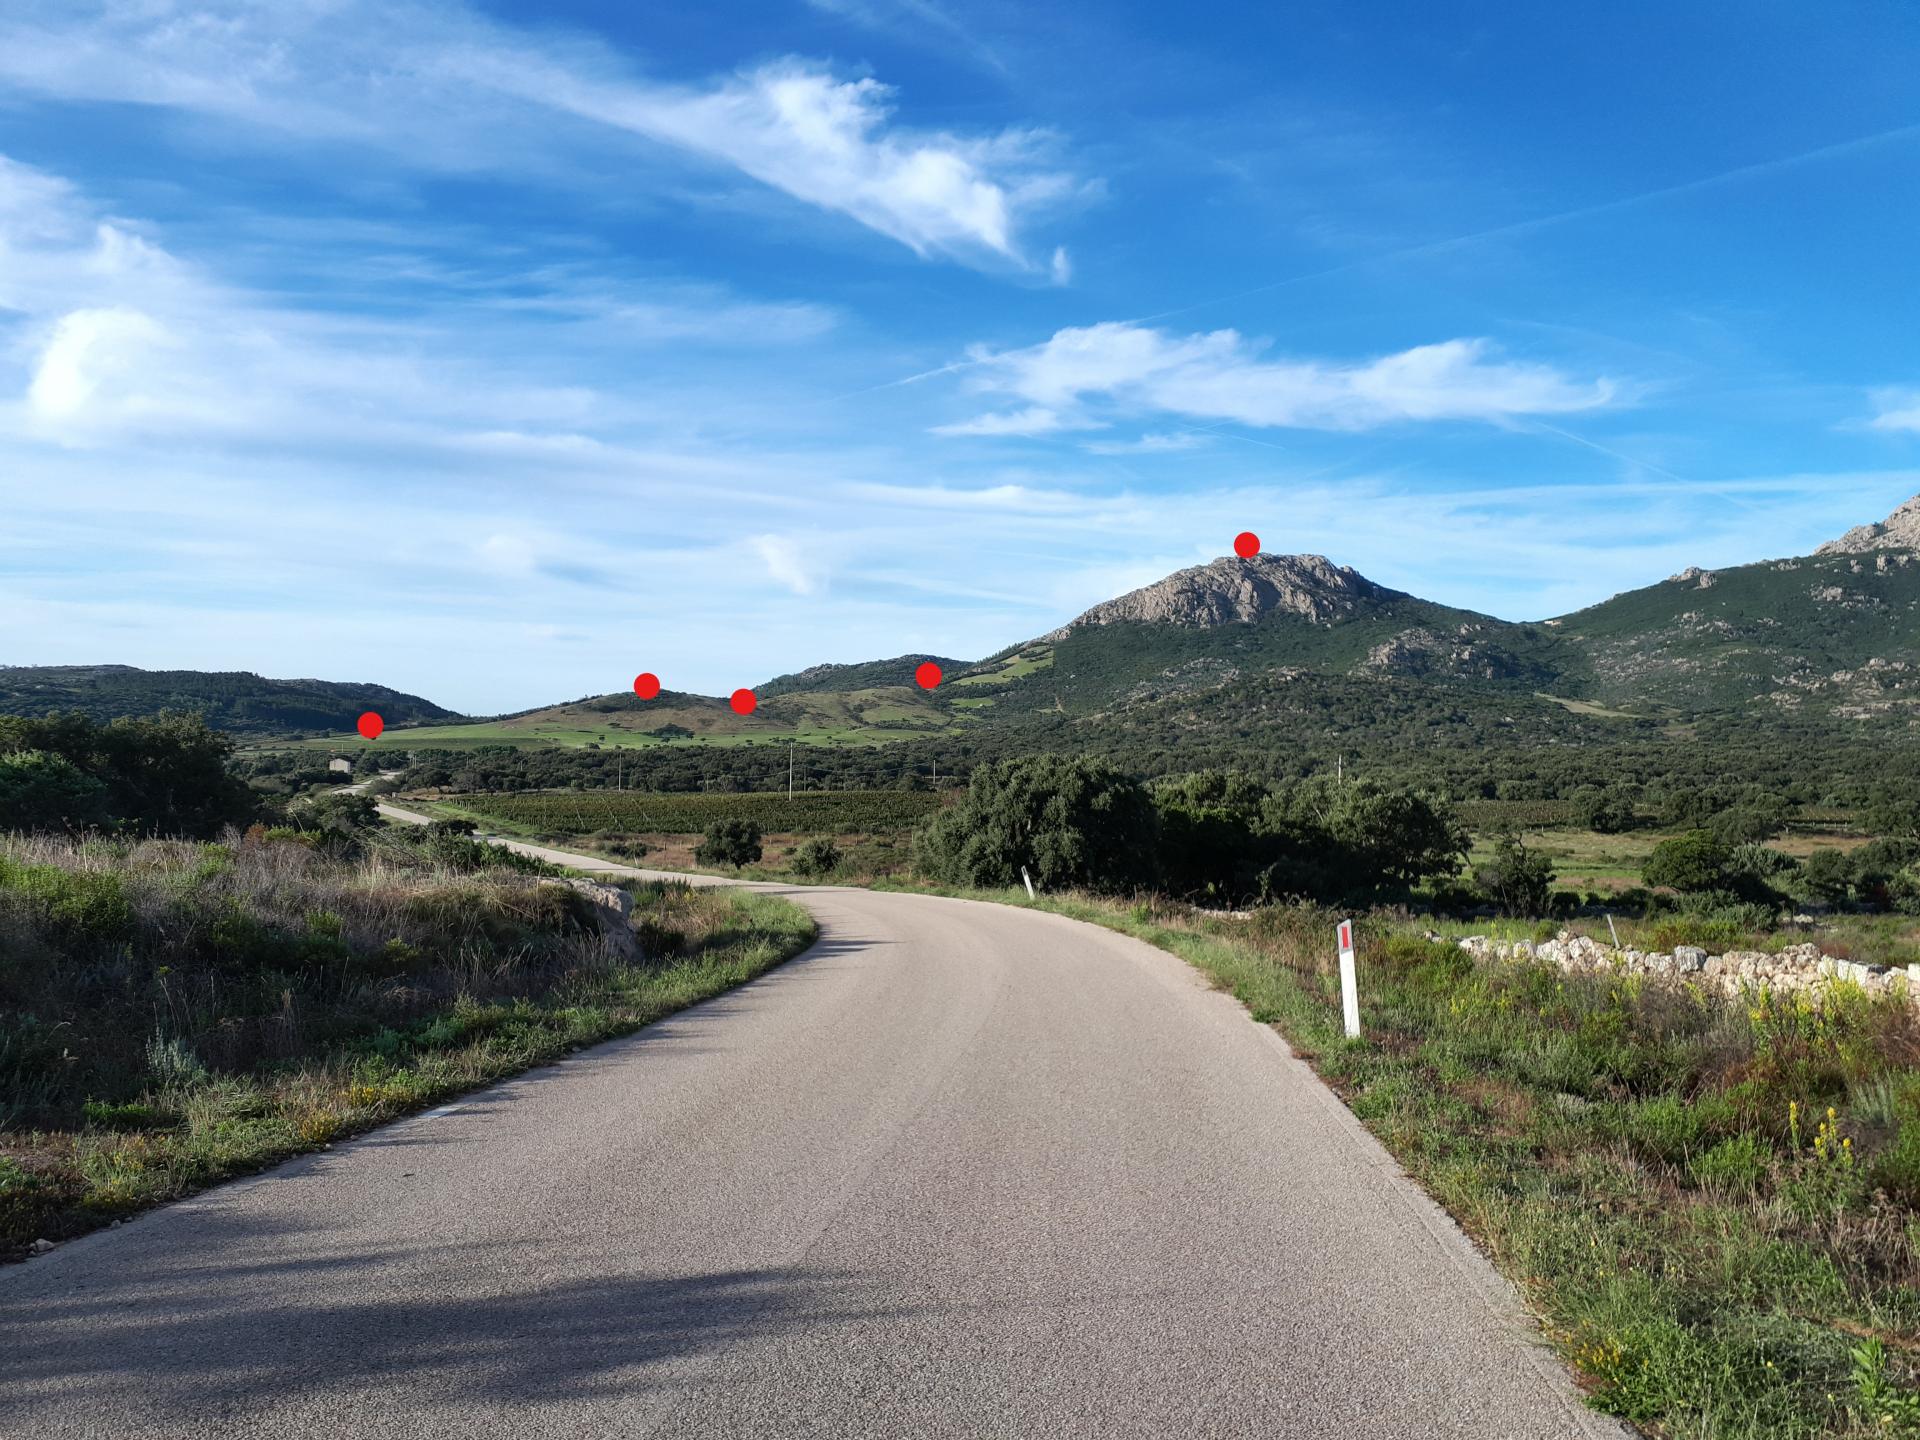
left=634, top=672, right=661, bottom=699
left=1233, top=531, right=1260, bottom=558
left=915, top=661, right=943, bottom=689
left=357, top=711, right=384, bottom=740
left=730, top=688, right=757, bottom=716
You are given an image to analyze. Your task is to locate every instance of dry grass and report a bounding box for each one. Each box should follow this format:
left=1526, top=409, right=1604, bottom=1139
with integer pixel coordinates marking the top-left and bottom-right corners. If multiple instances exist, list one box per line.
left=0, top=829, right=816, bottom=1257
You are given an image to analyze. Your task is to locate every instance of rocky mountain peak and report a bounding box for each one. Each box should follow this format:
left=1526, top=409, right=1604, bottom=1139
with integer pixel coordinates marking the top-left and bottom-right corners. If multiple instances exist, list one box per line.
left=1040, top=553, right=1399, bottom=641
left=1817, top=494, right=1920, bottom=556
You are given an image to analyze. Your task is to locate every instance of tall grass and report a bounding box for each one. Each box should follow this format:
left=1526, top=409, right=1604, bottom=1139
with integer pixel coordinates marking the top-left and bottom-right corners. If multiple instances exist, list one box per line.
left=0, top=830, right=815, bottom=1256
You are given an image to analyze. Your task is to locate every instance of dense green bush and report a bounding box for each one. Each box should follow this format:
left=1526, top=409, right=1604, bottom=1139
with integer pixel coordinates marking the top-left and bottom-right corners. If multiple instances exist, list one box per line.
left=915, top=755, right=1160, bottom=895
left=695, top=818, right=763, bottom=868
left=1472, top=834, right=1556, bottom=916
left=1571, top=785, right=1636, bottom=834
left=788, top=837, right=842, bottom=877
left=0, top=712, right=255, bottom=837
left=1644, top=831, right=1736, bottom=894
left=0, top=750, right=107, bottom=831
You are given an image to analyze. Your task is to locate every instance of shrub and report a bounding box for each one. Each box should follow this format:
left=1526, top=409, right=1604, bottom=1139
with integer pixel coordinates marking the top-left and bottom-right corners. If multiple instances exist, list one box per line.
left=1471, top=833, right=1556, bottom=916
left=0, top=858, right=136, bottom=944
left=1689, top=1133, right=1768, bottom=1193
left=695, top=818, right=763, bottom=869
left=917, top=755, right=1160, bottom=895
left=0, top=750, right=107, bottom=831
left=789, top=837, right=842, bottom=877
left=1643, top=831, right=1733, bottom=894
left=1799, top=848, right=1854, bottom=906
left=0, top=711, right=256, bottom=837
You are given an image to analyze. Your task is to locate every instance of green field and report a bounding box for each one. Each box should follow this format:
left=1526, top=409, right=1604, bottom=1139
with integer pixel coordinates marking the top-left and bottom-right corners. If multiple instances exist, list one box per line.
left=448, top=788, right=946, bottom=835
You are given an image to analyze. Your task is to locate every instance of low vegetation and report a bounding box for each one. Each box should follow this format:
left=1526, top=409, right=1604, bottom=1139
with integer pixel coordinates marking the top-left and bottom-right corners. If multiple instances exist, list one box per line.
left=0, top=827, right=815, bottom=1256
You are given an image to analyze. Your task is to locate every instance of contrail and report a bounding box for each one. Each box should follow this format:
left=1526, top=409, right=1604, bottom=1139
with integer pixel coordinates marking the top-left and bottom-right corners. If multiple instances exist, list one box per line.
left=1132, top=120, right=1920, bottom=326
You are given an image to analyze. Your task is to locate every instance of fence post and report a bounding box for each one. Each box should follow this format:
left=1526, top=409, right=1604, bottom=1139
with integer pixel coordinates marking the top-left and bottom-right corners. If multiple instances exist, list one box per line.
left=1337, top=918, right=1361, bottom=1039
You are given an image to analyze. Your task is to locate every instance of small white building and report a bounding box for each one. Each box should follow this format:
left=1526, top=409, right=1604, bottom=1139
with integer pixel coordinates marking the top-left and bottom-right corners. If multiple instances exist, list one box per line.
left=328, top=758, right=353, bottom=775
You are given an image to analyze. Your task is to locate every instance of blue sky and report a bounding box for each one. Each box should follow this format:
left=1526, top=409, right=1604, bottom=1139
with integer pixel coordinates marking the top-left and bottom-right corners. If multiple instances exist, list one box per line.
left=2, top=0, right=1918, bottom=712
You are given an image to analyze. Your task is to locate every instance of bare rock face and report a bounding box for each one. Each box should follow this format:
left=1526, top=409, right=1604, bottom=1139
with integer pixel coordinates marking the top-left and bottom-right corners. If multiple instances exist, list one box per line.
left=1041, top=554, right=1397, bottom=640
left=1360, top=626, right=1531, bottom=680
left=1668, top=566, right=1717, bottom=588
left=1817, top=493, right=1920, bottom=555
left=545, top=878, right=637, bottom=960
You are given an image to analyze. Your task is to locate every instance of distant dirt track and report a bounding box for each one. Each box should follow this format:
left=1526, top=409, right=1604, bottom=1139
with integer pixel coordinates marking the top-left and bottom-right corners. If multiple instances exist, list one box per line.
left=0, top=809, right=1624, bottom=1438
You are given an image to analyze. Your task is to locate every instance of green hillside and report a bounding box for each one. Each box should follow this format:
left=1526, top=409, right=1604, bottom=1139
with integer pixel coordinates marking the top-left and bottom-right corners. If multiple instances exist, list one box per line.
left=0, top=665, right=459, bottom=739
left=1552, top=549, right=1920, bottom=717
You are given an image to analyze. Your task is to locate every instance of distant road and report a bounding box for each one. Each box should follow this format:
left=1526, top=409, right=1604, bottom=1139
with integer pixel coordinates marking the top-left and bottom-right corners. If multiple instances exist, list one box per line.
left=0, top=805, right=1622, bottom=1438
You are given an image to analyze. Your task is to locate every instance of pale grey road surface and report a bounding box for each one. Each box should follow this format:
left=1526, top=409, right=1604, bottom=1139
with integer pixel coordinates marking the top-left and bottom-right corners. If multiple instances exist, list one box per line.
left=1, top=816, right=1622, bottom=1439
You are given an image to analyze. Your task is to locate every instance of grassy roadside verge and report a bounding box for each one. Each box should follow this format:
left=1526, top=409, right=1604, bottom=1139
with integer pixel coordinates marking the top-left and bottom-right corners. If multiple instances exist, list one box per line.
left=2, top=835, right=815, bottom=1259
left=873, top=878, right=1920, bottom=1439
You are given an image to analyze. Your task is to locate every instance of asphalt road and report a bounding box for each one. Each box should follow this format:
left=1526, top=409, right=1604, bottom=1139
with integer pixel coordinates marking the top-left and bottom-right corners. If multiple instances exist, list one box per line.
left=1, top=817, right=1624, bottom=1439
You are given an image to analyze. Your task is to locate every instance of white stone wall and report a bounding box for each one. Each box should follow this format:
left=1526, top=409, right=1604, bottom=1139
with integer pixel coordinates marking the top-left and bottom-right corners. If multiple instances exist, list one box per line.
left=1451, top=930, right=1914, bottom=1003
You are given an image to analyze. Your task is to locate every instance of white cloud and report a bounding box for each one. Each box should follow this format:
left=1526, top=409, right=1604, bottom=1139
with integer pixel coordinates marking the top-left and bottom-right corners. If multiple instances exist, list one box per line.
left=937, top=322, right=1619, bottom=434
left=0, top=4, right=1077, bottom=271
left=930, top=405, right=1080, bottom=437
left=1868, top=388, right=1920, bottom=434
left=27, top=307, right=172, bottom=423
left=751, top=534, right=826, bottom=596
left=1049, top=246, right=1073, bottom=286
left=1083, top=431, right=1210, bottom=455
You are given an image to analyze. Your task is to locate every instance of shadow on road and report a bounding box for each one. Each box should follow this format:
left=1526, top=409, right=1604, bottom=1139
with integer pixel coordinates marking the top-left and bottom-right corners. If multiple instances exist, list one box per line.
left=1, top=1207, right=904, bottom=1424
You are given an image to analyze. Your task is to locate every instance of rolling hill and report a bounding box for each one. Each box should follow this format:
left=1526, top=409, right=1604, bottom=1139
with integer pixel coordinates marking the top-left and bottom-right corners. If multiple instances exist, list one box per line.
left=0, top=666, right=459, bottom=740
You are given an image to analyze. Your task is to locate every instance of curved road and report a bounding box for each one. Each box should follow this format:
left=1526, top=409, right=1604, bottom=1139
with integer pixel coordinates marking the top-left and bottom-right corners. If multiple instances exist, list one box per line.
left=1, top=818, right=1623, bottom=1439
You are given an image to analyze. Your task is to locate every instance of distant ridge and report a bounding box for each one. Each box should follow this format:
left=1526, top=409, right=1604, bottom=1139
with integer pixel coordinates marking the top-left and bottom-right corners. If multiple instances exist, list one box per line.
left=0, top=665, right=459, bottom=739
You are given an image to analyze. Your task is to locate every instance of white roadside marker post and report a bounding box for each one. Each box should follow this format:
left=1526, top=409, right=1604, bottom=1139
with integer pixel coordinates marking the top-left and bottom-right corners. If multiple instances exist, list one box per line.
left=1021, top=865, right=1036, bottom=900
left=1337, top=918, right=1361, bottom=1039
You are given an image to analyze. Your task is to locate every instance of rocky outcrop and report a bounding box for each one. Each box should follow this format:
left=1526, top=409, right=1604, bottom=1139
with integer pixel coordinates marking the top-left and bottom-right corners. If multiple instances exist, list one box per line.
left=1668, top=566, right=1718, bottom=589
left=1041, top=554, right=1399, bottom=639
left=1359, top=627, right=1532, bottom=680
left=1817, top=493, right=1920, bottom=556
left=544, top=877, right=637, bottom=960
left=1454, top=930, right=1913, bottom=1003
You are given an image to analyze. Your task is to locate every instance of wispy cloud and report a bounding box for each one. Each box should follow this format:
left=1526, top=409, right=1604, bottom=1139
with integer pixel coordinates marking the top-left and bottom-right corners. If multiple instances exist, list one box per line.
left=1083, top=431, right=1210, bottom=455
left=934, top=322, right=1620, bottom=435
left=0, top=3, right=1079, bottom=271
left=1867, top=388, right=1920, bottom=434
left=751, top=534, right=828, bottom=596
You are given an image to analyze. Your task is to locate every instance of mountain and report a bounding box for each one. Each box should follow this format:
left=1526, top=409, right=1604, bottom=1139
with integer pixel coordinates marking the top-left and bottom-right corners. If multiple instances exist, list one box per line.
left=1818, top=495, right=1920, bottom=555
left=37, top=493, right=1919, bottom=757
left=0, top=666, right=460, bottom=739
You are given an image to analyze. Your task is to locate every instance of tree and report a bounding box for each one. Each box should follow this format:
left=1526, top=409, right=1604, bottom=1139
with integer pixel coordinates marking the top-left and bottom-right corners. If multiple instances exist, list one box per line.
left=1708, top=801, right=1789, bottom=846
left=0, top=711, right=255, bottom=837
left=1153, top=770, right=1274, bottom=903
left=1571, top=786, right=1635, bottom=835
left=1256, top=778, right=1467, bottom=902
left=1865, top=793, right=1920, bottom=841
left=1472, top=833, right=1556, bottom=916
left=1799, top=848, right=1854, bottom=907
left=1642, top=831, right=1733, bottom=894
left=696, top=818, right=763, bottom=869
left=0, top=750, right=108, bottom=832
left=915, top=755, right=1160, bottom=894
